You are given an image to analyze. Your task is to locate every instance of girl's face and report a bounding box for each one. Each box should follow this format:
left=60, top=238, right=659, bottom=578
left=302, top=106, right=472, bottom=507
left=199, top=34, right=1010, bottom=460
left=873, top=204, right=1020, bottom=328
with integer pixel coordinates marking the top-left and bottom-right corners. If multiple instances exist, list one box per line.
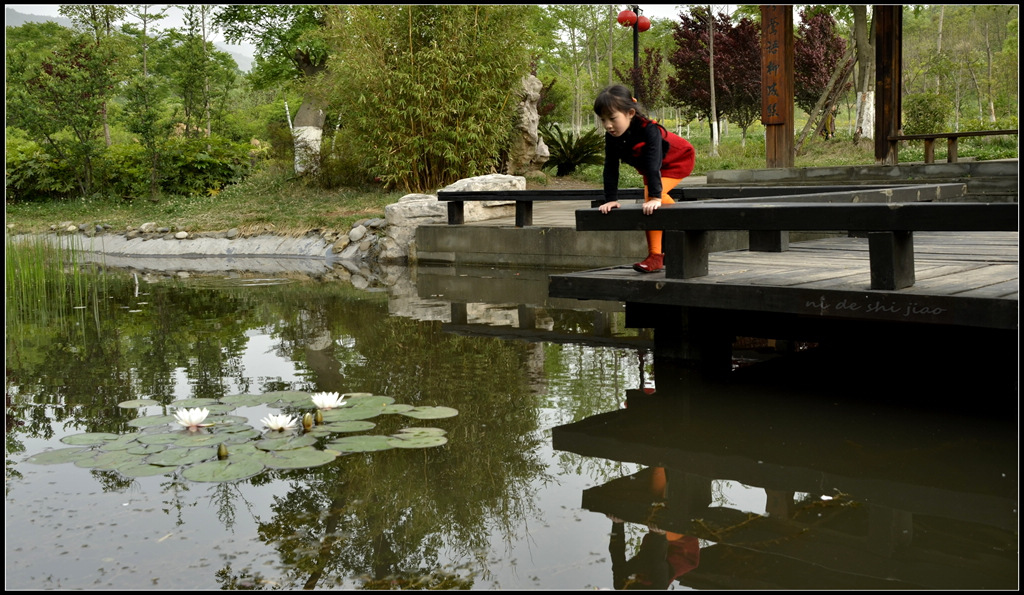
left=599, top=108, right=635, bottom=137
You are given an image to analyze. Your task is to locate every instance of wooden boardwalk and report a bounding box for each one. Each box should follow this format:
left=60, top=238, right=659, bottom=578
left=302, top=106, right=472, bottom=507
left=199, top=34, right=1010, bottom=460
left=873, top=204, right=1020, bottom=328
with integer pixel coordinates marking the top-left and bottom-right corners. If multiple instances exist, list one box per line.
left=550, top=231, right=1017, bottom=367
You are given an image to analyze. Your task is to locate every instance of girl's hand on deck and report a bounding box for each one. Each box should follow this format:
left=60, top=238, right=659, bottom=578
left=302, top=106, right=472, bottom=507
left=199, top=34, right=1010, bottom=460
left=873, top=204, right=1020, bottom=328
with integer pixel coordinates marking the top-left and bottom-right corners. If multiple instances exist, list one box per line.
left=642, top=199, right=662, bottom=215
left=599, top=201, right=621, bottom=214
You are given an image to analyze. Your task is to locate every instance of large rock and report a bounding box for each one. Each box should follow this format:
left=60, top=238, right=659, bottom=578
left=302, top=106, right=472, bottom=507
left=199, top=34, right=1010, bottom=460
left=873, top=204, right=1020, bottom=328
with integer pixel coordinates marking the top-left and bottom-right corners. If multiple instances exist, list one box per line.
left=506, top=74, right=550, bottom=175
left=379, top=174, right=527, bottom=264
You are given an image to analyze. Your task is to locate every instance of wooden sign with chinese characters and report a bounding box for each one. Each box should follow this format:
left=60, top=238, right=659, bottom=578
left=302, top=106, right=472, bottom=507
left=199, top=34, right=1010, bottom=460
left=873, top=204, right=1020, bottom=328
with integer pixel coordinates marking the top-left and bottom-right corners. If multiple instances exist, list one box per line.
left=760, top=5, right=794, bottom=167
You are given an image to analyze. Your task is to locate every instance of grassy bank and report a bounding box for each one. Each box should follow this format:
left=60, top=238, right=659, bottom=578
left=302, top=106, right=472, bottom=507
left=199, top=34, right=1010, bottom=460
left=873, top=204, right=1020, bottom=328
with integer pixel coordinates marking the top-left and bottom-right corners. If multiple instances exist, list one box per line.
left=4, top=131, right=1015, bottom=237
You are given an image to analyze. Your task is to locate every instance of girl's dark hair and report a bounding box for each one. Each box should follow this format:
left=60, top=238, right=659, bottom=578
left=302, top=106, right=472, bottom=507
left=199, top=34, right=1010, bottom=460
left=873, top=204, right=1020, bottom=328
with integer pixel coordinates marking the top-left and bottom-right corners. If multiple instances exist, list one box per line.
left=593, top=84, right=646, bottom=118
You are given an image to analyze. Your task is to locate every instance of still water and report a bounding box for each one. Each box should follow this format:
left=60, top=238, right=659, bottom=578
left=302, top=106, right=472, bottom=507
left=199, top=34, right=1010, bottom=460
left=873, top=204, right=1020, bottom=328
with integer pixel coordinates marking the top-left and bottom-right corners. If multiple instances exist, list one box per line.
left=5, top=255, right=1018, bottom=590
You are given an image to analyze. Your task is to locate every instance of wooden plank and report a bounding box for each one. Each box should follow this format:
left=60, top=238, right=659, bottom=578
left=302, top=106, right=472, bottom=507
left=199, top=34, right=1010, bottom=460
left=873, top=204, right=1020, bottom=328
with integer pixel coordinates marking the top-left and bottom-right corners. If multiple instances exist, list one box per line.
left=890, top=128, right=1018, bottom=141
left=437, top=184, right=967, bottom=203
left=575, top=202, right=1019, bottom=232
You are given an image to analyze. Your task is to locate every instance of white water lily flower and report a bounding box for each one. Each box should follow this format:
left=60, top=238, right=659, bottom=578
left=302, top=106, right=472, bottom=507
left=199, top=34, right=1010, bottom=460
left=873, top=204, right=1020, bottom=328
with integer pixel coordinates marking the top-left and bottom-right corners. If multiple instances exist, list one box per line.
left=261, top=413, right=298, bottom=432
left=174, top=407, right=211, bottom=431
left=311, top=391, right=346, bottom=410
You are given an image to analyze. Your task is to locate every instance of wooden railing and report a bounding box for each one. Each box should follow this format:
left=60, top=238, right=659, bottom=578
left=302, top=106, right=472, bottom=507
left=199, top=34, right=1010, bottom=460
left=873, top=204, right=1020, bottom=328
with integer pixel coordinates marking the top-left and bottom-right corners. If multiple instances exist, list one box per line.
left=888, top=129, right=1018, bottom=164
left=573, top=196, right=1016, bottom=290
left=435, top=184, right=967, bottom=227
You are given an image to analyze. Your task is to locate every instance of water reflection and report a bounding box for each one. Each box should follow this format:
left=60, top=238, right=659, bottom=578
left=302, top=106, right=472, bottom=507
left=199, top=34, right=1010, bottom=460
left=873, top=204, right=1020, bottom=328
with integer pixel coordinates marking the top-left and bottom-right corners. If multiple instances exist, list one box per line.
left=553, top=357, right=1019, bottom=590
left=5, top=251, right=1018, bottom=590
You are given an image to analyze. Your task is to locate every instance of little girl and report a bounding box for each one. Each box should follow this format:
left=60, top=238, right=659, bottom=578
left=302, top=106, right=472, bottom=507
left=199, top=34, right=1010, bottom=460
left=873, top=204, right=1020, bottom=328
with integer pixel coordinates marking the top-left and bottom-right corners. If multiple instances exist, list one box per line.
left=594, top=85, right=695, bottom=273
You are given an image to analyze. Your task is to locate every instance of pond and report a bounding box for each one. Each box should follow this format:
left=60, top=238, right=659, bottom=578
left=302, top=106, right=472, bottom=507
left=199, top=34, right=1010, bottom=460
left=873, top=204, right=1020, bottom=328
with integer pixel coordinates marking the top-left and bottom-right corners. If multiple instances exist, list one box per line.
left=5, top=240, right=1018, bottom=590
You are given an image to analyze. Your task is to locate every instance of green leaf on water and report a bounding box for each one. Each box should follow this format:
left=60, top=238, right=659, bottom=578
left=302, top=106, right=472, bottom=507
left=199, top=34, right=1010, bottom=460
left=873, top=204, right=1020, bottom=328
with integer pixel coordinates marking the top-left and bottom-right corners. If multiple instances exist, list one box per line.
left=169, top=398, right=221, bottom=408
left=24, top=447, right=90, bottom=465
left=127, top=414, right=177, bottom=429
left=147, top=447, right=216, bottom=467
left=182, top=458, right=265, bottom=483
left=176, top=433, right=232, bottom=448
left=117, top=399, right=161, bottom=409
left=126, top=443, right=167, bottom=456
left=219, top=394, right=268, bottom=407
left=328, top=435, right=395, bottom=453
left=386, top=433, right=448, bottom=449
left=117, top=462, right=173, bottom=478
left=321, top=407, right=380, bottom=422
left=74, top=450, right=136, bottom=470
left=309, top=420, right=376, bottom=435
left=260, top=446, right=338, bottom=469
left=135, top=432, right=185, bottom=445
left=399, top=406, right=459, bottom=420
left=255, top=434, right=317, bottom=451
left=61, top=432, right=120, bottom=445
left=380, top=404, right=415, bottom=414
left=97, top=434, right=142, bottom=451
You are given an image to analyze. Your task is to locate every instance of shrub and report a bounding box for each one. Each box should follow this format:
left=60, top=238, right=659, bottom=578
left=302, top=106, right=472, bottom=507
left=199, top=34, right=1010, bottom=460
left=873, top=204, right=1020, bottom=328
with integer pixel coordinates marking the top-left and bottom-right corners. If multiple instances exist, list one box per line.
left=159, top=135, right=254, bottom=196
left=902, top=93, right=951, bottom=134
left=4, top=133, right=77, bottom=202
left=540, top=123, right=605, bottom=177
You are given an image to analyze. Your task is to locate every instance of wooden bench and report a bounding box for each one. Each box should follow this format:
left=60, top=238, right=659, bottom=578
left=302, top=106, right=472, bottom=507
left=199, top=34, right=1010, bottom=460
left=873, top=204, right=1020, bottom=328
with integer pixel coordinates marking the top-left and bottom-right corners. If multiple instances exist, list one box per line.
left=574, top=199, right=1017, bottom=290
left=888, top=129, right=1018, bottom=164
left=435, top=184, right=963, bottom=227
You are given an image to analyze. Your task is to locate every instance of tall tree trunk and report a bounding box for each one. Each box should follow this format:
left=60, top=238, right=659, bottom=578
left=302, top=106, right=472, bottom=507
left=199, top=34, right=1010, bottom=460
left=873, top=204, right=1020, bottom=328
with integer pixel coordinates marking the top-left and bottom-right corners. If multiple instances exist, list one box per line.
left=852, top=6, right=874, bottom=142
left=707, top=6, right=719, bottom=156
left=292, top=58, right=329, bottom=176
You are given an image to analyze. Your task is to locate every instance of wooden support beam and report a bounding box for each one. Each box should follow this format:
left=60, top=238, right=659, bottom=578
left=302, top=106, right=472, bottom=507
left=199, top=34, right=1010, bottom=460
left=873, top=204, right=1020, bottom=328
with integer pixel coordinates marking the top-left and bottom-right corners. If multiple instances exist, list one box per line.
left=664, top=231, right=709, bottom=279
left=869, top=231, right=915, bottom=290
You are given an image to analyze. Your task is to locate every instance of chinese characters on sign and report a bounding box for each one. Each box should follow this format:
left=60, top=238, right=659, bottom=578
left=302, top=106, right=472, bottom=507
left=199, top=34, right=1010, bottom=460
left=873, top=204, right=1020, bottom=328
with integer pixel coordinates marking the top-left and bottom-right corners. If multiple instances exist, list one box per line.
left=761, top=8, right=785, bottom=125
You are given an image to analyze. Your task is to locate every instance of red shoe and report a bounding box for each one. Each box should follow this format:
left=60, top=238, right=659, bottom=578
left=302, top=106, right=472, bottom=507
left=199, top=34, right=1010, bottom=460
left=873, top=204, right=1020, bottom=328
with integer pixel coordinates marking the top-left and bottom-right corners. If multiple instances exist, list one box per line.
left=633, top=252, right=664, bottom=273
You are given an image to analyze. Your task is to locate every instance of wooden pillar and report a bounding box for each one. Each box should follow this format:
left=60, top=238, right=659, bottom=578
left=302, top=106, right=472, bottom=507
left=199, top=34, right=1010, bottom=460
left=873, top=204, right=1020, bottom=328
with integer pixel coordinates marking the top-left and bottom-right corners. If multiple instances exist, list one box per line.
left=760, top=6, right=794, bottom=168
left=874, top=5, right=902, bottom=165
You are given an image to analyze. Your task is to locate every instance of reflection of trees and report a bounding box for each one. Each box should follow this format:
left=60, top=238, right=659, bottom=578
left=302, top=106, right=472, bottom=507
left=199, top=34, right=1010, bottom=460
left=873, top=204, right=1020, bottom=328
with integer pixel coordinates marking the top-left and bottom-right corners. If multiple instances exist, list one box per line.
left=8, top=264, right=621, bottom=587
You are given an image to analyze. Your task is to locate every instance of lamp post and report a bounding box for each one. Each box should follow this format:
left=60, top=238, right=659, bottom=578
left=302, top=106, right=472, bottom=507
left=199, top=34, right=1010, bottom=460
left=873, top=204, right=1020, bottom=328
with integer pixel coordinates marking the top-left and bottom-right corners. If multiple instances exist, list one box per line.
left=617, top=5, right=651, bottom=72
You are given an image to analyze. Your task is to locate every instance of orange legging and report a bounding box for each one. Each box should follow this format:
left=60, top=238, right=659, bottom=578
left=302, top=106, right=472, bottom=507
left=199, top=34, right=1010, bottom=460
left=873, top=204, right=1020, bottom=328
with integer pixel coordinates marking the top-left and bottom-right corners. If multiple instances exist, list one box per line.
left=644, top=177, right=683, bottom=255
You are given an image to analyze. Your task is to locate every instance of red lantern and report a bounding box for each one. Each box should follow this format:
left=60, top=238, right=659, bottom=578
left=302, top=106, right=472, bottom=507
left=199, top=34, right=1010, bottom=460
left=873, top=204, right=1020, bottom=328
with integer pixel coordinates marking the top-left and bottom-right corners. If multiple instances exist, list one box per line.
left=636, top=15, right=651, bottom=32
left=617, top=10, right=637, bottom=27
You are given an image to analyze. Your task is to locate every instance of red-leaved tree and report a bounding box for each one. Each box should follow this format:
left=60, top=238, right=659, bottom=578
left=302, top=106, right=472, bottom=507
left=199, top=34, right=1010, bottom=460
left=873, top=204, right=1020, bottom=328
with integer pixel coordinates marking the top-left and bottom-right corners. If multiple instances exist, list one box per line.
left=666, top=9, right=761, bottom=141
left=793, top=8, right=849, bottom=115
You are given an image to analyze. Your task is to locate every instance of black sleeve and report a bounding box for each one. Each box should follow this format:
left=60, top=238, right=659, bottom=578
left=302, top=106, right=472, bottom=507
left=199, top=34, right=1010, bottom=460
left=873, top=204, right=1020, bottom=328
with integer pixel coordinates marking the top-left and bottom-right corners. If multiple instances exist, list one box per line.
left=602, top=134, right=619, bottom=204
left=640, top=123, right=664, bottom=199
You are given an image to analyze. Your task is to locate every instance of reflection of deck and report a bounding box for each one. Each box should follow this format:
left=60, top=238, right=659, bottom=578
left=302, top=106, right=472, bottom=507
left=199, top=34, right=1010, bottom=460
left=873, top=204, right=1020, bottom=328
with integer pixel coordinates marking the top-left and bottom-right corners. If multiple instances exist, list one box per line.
left=551, top=371, right=1018, bottom=590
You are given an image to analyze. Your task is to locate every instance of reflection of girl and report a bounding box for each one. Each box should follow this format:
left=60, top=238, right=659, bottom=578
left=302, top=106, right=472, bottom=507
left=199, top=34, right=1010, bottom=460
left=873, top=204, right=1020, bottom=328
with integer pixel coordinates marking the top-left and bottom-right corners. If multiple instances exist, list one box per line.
left=594, top=85, right=695, bottom=274
left=608, top=467, right=700, bottom=589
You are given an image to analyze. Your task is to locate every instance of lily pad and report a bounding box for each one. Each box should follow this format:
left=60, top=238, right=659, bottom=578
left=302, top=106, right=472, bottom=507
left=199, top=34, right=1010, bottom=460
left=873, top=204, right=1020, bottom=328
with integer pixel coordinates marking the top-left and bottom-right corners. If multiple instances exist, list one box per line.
left=74, top=450, right=137, bottom=470
left=262, top=390, right=314, bottom=407
left=118, top=399, right=161, bottom=409
left=380, top=404, right=415, bottom=414
left=394, top=427, right=447, bottom=437
left=327, top=435, right=395, bottom=453
left=321, top=407, right=381, bottom=422
left=387, top=433, right=448, bottom=449
left=135, top=432, right=186, bottom=445
left=60, top=432, right=120, bottom=446
left=117, top=462, right=173, bottom=478
left=176, top=433, right=232, bottom=447
left=259, top=446, right=339, bottom=469
left=182, top=458, right=265, bottom=483
left=220, top=394, right=268, bottom=407
left=345, top=394, right=395, bottom=408
left=169, top=398, right=221, bottom=408
left=147, top=447, right=216, bottom=467
left=127, top=414, right=177, bottom=429
left=97, top=434, right=142, bottom=451
left=126, top=443, right=167, bottom=456
left=311, top=420, right=376, bottom=435
left=24, top=447, right=90, bottom=465
left=399, top=406, right=459, bottom=420
left=255, top=434, right=318, bottom=451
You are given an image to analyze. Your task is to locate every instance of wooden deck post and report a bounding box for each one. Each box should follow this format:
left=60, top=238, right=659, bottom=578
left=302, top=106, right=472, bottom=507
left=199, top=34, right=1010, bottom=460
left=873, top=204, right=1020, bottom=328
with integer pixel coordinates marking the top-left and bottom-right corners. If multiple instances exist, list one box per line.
left=869, top=231, right=915, bottom=290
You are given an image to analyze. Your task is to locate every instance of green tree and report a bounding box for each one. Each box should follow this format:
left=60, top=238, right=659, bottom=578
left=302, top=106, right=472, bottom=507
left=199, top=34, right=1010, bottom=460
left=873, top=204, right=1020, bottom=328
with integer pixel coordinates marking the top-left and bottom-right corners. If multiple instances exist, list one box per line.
left=213, top=5, right=329, bottom=176
left=321, top=5, right=532, bottom=193
left=7, top=33, right=118, bottom=197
